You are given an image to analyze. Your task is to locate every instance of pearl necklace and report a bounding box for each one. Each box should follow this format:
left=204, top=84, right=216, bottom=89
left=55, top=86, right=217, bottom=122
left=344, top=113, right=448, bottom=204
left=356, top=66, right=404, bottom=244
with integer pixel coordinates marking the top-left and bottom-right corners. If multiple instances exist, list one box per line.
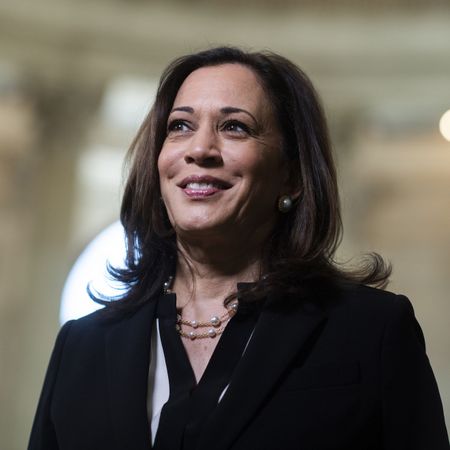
left=163, top=276, right=239, bottom=340
left=176, top=302, right=238, bottom=340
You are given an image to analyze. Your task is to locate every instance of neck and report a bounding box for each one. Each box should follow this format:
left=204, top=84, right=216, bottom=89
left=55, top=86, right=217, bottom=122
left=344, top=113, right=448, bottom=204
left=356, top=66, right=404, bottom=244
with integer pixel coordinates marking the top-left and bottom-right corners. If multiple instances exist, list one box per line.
left=172, top=233, right=265, bottom=307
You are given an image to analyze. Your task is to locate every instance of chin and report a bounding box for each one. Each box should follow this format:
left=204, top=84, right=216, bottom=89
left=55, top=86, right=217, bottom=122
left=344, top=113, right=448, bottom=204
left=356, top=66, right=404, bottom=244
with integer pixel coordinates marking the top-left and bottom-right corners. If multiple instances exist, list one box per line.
left=173, top=216, right=231, bottom=237
left=175, top=221, right=219, bottom=234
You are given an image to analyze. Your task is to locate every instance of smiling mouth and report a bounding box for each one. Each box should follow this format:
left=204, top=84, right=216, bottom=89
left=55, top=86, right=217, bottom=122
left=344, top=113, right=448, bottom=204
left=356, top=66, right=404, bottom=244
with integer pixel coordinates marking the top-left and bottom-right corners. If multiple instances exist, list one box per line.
left=178, top=175, right=232, bottom=197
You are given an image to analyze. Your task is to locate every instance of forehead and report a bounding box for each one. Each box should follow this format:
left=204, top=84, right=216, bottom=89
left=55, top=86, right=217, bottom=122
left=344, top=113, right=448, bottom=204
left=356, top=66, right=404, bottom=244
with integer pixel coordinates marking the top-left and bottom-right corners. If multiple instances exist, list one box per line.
left=173, top=63, right=271, bottom=111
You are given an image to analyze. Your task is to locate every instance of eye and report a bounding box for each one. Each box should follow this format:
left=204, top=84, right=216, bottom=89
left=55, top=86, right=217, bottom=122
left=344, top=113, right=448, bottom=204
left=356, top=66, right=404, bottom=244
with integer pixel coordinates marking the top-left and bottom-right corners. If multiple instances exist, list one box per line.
left=167, top=119, right=191, bottom=135
left=221, top=120, right=251, bottom=136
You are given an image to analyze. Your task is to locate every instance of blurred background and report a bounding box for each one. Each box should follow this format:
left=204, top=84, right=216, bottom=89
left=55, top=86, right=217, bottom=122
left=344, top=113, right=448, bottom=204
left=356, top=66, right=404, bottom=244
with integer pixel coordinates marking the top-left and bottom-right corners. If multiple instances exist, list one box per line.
left=1, top=0, right=449, bottom=447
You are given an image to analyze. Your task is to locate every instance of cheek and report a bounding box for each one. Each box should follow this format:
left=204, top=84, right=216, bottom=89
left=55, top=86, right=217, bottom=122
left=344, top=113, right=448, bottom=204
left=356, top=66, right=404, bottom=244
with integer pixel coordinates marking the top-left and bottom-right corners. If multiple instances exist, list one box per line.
left=157, top=147, right=176, bottom=181
left=157, top=147, right=168, bottom=175
left=245, top=153, right=285, bottom=190
left=157, top=152, right=172, bottom=206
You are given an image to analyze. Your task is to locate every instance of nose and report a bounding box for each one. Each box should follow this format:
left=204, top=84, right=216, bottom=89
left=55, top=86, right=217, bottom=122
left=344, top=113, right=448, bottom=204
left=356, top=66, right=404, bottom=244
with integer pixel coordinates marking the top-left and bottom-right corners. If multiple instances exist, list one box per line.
left=184, top=126, right=222, bottom=166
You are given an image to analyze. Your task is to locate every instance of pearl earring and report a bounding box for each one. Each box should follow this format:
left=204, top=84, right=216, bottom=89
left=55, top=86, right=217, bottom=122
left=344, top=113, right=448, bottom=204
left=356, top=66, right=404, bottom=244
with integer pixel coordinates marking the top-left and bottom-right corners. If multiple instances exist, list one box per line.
left=278, top=195, right=293, bottom=213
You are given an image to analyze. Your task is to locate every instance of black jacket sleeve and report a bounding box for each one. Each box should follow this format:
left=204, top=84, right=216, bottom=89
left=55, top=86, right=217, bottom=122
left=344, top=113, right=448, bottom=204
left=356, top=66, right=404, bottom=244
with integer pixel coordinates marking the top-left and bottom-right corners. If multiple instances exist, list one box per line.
left=28, top=320, right=74, bottom=450
left=382, top=295, right=449, bottom=449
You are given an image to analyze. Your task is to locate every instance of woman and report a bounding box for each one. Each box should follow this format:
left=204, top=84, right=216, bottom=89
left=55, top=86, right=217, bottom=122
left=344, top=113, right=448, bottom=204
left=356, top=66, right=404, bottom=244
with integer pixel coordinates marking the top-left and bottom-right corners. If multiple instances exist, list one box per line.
left=29, top=47, right=449, bottom=449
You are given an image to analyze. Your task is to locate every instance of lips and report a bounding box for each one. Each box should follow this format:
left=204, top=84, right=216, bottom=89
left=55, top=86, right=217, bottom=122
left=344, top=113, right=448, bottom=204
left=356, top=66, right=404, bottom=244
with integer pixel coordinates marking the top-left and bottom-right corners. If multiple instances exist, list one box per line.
left=177, top=175, right=232, bottom=197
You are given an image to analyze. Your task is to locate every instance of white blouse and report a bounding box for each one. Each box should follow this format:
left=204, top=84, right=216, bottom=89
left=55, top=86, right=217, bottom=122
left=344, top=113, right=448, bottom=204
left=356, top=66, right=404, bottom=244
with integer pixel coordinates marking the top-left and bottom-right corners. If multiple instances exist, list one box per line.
left=146, top=320, right=170, bottom=446
left=146, top=318, right=254, bottom=445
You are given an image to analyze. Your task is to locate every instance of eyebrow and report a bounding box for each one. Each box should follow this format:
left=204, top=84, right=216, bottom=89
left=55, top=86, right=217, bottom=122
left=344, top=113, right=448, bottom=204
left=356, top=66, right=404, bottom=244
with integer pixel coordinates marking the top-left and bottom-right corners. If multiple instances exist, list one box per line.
left=221, top=107, right=257, bottom=124
left=171, top=106, right=194, bottom=114
left=170, top=106, right=258, bottom=124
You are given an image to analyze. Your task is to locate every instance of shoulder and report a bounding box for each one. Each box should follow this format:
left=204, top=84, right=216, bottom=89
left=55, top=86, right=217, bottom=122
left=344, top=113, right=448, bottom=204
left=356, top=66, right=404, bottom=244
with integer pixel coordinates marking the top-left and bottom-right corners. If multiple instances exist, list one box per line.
left=331, top=282, right=413, bottom=314
left=59, top=300, right=156, bottom=347
left=53, top=309, right=113, bottom=359
left=320, top=282, right=419, bottom=339
left=60, top=307, right=112, bottom=337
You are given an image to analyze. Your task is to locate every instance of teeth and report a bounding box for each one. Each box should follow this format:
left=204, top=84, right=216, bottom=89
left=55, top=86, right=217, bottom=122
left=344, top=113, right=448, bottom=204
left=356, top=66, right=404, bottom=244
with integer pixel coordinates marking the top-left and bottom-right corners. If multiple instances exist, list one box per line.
left=186, top=182, right=217, bottom=189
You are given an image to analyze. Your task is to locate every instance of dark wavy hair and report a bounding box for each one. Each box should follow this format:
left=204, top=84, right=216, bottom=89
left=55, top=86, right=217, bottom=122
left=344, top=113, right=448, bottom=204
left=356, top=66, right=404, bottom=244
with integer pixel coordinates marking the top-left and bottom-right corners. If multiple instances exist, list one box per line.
left=92, top=46, right=390, bottom=313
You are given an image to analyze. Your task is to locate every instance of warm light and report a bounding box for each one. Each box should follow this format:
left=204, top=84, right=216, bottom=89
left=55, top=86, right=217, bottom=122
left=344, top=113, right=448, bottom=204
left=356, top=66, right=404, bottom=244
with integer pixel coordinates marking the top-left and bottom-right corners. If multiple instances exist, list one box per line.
left=60, top=221, right=127, bottom=324
left=439, top=109, right=450, bottom=142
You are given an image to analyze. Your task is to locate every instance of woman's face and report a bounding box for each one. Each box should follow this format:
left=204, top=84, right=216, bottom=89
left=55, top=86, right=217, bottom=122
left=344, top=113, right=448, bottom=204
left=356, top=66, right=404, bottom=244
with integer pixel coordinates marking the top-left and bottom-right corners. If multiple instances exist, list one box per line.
left=158, top=63, right=289, bottom=242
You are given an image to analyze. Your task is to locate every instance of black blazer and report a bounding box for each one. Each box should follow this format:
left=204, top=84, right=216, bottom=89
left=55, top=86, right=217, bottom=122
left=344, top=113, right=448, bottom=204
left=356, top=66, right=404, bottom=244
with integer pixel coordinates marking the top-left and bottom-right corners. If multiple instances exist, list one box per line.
left=29, top=284, right=449, bottom=450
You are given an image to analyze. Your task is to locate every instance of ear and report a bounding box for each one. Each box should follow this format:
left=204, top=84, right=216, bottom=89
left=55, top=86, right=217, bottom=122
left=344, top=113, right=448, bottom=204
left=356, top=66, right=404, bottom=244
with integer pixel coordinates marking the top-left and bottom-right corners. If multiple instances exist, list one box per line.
left=288, top=188, right=302, bottom=201
left=280, top=162, right=302, bottom=201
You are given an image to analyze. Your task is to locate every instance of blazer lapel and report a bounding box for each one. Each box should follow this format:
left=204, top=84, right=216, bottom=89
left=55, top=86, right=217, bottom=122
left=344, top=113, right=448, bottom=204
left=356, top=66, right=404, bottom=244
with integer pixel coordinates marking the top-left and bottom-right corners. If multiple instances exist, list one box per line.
left=105, top=300, right=157, bottom=450
left=196, top=296, right=327, bottom=450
